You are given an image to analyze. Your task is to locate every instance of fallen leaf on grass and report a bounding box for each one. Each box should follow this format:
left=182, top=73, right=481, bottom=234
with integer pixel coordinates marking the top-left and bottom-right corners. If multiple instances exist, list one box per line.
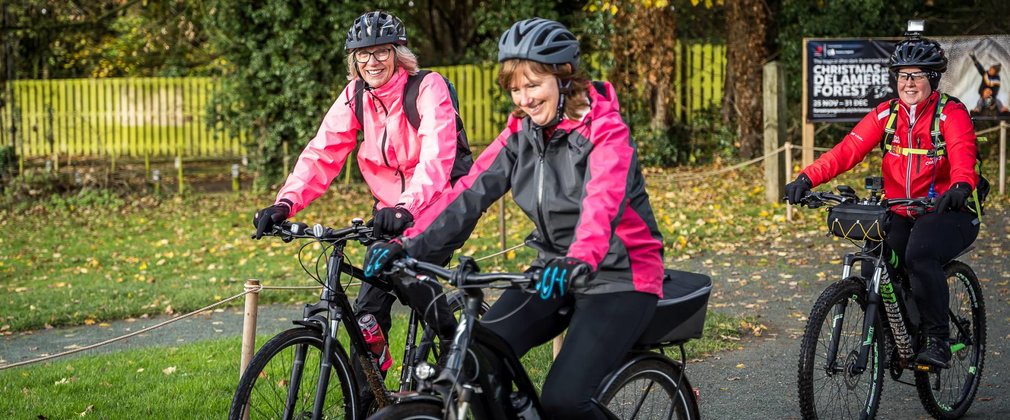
left=162, top=366, right=177, bottom=375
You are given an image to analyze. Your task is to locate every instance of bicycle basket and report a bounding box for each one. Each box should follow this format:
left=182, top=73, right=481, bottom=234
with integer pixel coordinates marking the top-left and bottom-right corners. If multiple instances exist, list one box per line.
left=826, top=203, right=889, bottom=241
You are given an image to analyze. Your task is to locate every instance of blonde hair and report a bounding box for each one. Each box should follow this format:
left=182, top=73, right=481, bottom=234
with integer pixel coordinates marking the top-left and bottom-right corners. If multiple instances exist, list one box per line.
left=345, top=44, right=419, bottom=81
left=497, top=59, right=590, bottom=121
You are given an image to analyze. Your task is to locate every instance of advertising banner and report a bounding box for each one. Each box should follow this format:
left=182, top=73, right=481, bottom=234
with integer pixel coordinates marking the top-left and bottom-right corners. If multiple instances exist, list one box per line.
left=805, top=35, right=1009, bottom=122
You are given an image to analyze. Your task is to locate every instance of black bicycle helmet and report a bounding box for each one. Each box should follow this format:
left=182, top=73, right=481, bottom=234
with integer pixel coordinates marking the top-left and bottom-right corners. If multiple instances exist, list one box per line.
left=889, top=38, right=947, bottom=73
left=345, top=11, right=407, bottom=51
left=497, top=18, right=579, bottom=70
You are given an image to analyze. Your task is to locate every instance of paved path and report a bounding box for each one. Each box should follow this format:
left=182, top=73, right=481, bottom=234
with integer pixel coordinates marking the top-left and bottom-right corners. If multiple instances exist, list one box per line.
left=4, top=209, right=1009, bottom=420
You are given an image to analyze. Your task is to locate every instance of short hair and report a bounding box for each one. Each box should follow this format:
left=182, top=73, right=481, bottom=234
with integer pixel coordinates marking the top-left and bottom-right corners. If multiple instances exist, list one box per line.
left=497, top=59, right=590, bottom=121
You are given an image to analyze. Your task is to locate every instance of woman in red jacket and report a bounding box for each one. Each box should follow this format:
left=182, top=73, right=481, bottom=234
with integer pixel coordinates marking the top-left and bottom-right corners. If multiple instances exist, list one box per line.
left=785, top=37, right=981, bottom=369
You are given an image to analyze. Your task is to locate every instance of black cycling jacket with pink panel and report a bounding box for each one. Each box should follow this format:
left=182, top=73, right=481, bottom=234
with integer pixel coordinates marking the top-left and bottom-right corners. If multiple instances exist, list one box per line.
left=401, top=81, right=665, bottom=297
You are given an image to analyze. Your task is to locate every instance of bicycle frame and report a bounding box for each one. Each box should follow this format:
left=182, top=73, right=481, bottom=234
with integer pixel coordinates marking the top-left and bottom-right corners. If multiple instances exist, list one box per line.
left=282, top=228, right=395, bottom=417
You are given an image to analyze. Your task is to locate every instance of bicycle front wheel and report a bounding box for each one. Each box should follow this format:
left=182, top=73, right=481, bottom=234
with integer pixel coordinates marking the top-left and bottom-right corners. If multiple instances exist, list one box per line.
left=229, top=327, right=357, bottom=420
left=369, top=400, right=443, bottom=419
left=798, top=277, right=884, bottom=419
left=914, top=261, right=986, bottom=419
left=597, top=358, right=700, bottom=420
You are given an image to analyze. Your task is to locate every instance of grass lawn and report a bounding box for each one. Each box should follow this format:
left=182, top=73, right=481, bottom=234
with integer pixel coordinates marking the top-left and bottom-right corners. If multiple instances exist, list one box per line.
left=0, top=307, right=748, bottom=418
left=8, top=158, right=989, bottom=416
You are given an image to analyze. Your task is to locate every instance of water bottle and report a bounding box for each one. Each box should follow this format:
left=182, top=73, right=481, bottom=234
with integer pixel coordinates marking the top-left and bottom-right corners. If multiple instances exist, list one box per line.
left=357, top=314, right=392, bottom=373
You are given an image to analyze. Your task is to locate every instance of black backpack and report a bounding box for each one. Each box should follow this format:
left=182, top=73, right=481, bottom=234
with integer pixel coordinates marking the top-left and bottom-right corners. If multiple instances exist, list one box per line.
left=352, top=70, right=473, bottom=185
left=880, top=93, right=990, bottom=216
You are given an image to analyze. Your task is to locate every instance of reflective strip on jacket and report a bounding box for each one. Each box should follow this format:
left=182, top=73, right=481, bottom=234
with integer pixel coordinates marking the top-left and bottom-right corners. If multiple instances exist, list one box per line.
left=802, top=91, right=978, bottom=217
left=275, top=68, right=459, bottom=217
left=402, top=81, right=665, bottom=297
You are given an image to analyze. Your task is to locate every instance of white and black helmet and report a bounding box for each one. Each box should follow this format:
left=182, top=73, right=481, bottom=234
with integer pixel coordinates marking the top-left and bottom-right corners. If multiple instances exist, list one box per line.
left=889, top=38, right=947, bottom=73
left=497, top=18, right=580, bottom=70
left=345, top=11, right=408, bottom=51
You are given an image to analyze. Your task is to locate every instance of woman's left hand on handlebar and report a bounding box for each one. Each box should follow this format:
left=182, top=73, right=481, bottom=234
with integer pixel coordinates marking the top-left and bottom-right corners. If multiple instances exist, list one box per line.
left=536, top=257, right=592, bottom=300
left=936, top=182, right=972, bottom=213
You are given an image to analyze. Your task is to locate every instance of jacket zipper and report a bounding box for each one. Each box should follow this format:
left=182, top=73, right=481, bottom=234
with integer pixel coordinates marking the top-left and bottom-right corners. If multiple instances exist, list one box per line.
left=379, top=128, right=406, bottom=193
left=534, top=129, right=553, bottom=246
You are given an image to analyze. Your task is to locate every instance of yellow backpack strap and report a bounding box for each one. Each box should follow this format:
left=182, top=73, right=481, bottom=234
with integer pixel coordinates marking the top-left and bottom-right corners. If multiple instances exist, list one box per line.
left=930, top=93, right=948, bottom=158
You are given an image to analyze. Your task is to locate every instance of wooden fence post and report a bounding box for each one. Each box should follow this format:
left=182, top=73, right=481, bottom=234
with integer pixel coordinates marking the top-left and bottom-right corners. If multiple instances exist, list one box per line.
left=763, top=61, right=786, bottom=204
left=240, top=279, right=261, bottom=377
left=785, top=142, right=793, bottom=221
left=1000, top=121, right=1006, bottom=196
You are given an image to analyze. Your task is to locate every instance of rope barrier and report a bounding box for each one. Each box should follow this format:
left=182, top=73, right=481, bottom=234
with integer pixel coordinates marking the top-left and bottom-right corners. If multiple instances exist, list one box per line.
left=0, top=242, right=530, bottom=371
left=0, top=288, right=255, bottom=371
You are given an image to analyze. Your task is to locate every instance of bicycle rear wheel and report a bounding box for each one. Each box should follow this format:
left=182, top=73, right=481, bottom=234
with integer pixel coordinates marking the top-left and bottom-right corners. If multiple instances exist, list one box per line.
left=914, top=261, right=986, bottom=419
left=229, top=327, right=356, bottom=420
left=597, top=358, right=700, bottom=420
left=798, top=277, right=884, bottom=419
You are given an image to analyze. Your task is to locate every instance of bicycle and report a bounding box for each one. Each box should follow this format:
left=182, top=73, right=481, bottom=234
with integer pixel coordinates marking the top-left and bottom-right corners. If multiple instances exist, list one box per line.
left=794, top=177, right=986, bottom=419
left=228, top=218, right=487, bottom=420
left=368, top=255, right=711, bottom=419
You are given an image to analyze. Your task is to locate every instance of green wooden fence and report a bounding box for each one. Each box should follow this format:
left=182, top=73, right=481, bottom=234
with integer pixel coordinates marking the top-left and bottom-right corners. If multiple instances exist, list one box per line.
left=3, top=77, right=245, bottom=159
left=1, top=46, right=724, bottom=161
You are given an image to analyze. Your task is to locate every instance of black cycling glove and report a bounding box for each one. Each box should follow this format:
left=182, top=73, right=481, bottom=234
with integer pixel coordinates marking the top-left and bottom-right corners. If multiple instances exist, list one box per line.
left=364, top=240, right=405, bottom=278
left=253, top=199, right=292, bottom=239
left=536, top=257, right=592, bottom=300
left=784, top=173, right=813, bottom=205
left=368, top=206, right=414, bottom=238
left=936, top=182, right=972, bottom=213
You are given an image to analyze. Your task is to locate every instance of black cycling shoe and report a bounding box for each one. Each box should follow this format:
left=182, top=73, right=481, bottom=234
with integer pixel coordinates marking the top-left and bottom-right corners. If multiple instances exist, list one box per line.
left=915, top=336, right=952, bottom=369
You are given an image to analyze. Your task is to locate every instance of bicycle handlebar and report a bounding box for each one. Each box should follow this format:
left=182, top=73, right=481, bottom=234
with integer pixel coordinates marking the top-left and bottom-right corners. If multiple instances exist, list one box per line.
left=392, top=257, right=534, bottom=288
left=251, top=218, right=378, bottom=244
left=798, top=190, right=935, bottom=212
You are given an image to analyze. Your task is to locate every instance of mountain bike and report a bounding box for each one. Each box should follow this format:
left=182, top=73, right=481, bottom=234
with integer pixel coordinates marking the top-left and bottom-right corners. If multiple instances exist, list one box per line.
left=369, top=255, right=711, bottom=419
left=228, top=219, right=487, bottom=420
left=795, top=178, right=986, bottom=419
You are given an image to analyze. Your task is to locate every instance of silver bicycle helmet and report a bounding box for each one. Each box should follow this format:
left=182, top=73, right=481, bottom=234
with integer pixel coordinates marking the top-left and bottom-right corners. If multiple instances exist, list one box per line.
left=497, top=18, right=579, bottom=70
left=345, top=11, right=407, bottom=51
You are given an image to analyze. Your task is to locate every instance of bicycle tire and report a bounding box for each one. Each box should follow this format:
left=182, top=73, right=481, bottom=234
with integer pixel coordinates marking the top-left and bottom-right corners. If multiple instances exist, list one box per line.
left=229, top=327, right=357, bottom=420
left=914, top=261, right=986, bottom=419
left=368, top=400, right=443, bottom=419
left=597, top=358, right=700, bottom=420
left=798, top=277, right=884, bottom=419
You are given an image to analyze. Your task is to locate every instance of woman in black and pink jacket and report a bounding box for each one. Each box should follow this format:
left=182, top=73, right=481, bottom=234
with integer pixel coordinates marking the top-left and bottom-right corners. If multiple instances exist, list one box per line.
left=364, top=18, right=665, bottom=419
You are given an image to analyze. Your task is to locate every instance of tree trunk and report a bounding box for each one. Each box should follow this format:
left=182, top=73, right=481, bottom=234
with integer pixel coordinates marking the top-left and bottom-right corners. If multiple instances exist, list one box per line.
left=608, top=1, right=677, bottom=131
left=725, top=0, right=770, bottom=159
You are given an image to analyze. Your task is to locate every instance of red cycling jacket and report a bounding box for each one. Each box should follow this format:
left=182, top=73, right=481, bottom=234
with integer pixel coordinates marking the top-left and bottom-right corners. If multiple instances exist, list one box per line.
left=802, top=91, right=978, bottom=216
left=274, top=68, right=459, bottom=218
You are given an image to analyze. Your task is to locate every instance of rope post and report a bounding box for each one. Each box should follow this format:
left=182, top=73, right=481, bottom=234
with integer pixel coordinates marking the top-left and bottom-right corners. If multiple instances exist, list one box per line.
left=240, top=280, right=261, bottom=379
left=1000, top=121, right=1006, bottom=196
left=785, top=142, right=793, bottom=221
left=231, top=163, right=241, bottom=193
left=499, top=199, right=506, bottom=251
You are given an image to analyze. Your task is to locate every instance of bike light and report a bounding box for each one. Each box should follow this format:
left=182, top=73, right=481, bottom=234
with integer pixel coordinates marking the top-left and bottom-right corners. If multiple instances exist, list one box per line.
left=906, top=20, right=925, bottom=33
left=414, top=362, right=436, bottom=380
left=313, top=224, right=325, bottom=237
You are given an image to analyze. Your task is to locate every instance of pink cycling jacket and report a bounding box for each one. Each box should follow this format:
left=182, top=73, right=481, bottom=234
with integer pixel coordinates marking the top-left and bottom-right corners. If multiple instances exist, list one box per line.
left=275, top=68, right=459, bottom=218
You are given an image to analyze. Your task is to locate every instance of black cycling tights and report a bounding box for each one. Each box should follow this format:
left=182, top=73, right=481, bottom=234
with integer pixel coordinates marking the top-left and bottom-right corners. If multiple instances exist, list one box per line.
left=886, top=210, right=979, bottom=338
left=482, top=289, right=657, bottom=420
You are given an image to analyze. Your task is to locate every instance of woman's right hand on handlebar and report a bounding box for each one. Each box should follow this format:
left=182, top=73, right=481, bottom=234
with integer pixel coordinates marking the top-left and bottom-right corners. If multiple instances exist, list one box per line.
left=252, top=199, right=293, bottom=239
left=784, top=173, right=813, bottom=205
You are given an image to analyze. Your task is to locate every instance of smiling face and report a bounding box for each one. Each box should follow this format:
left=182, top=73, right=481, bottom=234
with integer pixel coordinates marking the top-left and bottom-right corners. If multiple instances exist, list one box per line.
left=895, top=67, right=933, bottom=106
left=354, top=44, right=396, bottom=88
left=508, top=65, right=560, bottom=126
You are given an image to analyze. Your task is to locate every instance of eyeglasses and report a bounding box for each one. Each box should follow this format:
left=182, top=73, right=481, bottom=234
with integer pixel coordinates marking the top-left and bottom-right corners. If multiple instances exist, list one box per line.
left=354, top=48, right=393, bottom=63
left=895, top=71, right=930, bottom=82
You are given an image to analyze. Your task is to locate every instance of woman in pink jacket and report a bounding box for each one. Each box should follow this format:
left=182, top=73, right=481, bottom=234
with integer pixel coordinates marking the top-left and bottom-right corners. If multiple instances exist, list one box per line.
left=251, top=10, right=469, bottom=386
